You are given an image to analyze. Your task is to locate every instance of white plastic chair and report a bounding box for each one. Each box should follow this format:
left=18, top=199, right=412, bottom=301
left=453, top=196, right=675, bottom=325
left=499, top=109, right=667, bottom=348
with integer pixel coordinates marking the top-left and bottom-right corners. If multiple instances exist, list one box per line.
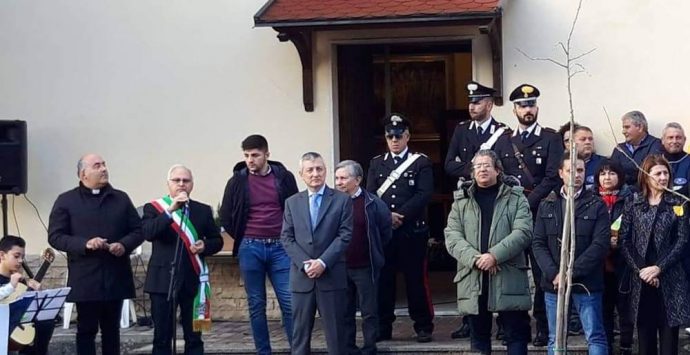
left=120, top=245, right=143, bottom=328
left=63, top=245, right=143, bottom=329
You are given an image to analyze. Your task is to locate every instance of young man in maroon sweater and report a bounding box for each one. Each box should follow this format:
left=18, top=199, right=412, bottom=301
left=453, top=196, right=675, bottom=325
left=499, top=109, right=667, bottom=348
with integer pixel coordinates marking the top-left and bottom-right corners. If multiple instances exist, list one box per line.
left=335, top=160, right=392, bottom=355
left=219, top=135, right=298, bottom=355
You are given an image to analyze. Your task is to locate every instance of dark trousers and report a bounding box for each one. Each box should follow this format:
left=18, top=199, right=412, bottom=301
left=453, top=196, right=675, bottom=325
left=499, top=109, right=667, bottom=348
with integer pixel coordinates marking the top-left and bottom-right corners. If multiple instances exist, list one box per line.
left=637, top=284, right=678, bottom=355
left=467, top=291, right=530, bottom=355
left=378, top=230, right=434, bottom=334
left=602, top=272, right=633, bottom=352
left=150, top=288, right=203, bottom=355
left=637, top=324, right=678, bottom=355
left=345, top=267, right=378, bottom=355
left=75, top=300, right=123, bottom=355
left=292, top=288, right=347, bottom=355
left=17, top=320, right=55, bottom=355
left=528, top=250, right=548, bottom=334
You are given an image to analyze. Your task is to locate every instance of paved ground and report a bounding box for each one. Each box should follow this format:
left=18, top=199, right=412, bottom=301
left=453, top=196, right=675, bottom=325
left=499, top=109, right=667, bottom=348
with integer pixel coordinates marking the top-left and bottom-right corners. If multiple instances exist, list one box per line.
left=51, top=316, right=589, bottom=354
left=49, top=316, right=690, bottom=354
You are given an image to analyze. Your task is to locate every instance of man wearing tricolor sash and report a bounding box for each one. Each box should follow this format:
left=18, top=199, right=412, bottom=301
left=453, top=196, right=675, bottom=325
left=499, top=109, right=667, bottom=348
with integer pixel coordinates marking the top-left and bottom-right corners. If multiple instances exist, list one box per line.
left=143, top=165, right=223, bottom=355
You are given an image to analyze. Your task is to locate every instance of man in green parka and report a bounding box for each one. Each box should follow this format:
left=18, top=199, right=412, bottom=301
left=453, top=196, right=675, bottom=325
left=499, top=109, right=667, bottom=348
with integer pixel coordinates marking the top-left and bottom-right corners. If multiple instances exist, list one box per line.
left=445, top=149, right=533, bottom=354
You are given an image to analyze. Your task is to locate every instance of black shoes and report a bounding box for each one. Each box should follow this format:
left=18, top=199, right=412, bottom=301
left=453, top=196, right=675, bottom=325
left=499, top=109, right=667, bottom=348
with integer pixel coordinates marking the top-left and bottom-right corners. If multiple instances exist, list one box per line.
left=532, top=330, right=548, bottom=347
left=450, top=323, right=470, bottom=339
left=416, top=330, right=433, bottom=343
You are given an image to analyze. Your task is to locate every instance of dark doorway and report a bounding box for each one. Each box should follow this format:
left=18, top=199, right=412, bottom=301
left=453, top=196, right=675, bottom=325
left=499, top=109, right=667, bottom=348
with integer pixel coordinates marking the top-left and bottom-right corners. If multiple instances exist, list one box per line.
left=337, top=41, right=473, bottom=311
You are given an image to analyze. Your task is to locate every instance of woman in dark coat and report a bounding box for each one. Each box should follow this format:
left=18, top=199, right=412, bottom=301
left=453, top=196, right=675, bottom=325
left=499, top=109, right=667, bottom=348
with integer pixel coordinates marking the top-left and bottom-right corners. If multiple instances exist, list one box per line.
left=619, top=154, right=690, bottom=355
left=592, top=159, right=634, bottom=355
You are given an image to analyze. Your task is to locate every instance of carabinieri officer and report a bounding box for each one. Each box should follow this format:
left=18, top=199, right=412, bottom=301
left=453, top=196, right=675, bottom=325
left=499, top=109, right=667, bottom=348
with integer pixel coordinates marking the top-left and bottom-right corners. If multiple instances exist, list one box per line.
left=366, top=113, right=435, bottom=343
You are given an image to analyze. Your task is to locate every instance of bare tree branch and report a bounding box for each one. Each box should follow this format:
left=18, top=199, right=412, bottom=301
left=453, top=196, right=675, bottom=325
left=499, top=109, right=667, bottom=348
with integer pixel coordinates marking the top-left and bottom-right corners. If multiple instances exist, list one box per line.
left=569, top=69, right=585, bottom=78
left=571, top=47, right=597, bottom=61
left=515, top=47, right=567, bottom=68
left=558, top=42, right=568, bottom=55
left=566, top=0, right=584, bottom=52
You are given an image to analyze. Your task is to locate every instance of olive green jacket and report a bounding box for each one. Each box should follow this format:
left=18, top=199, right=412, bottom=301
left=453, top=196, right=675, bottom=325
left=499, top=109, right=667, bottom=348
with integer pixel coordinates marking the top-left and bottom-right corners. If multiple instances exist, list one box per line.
left=444, top=182, right=533, bottom=315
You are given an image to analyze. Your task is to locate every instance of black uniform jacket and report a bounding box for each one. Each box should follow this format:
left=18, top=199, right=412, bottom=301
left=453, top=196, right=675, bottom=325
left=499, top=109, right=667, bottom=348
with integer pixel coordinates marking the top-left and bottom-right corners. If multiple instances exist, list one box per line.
left=444, top=117, right=510, bottom=179
left=366, top=150, right=433, bottom=232
left=494, top=124, right=564, bottom=211
left=142, top=199, right=223, bottom=294
left=48, top=183, right=143, bottom=302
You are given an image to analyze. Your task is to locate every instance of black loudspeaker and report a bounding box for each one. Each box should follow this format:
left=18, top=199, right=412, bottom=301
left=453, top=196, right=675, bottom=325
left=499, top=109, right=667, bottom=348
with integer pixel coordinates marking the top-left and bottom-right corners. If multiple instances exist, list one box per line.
left=0, top=120, right=27, bottom=194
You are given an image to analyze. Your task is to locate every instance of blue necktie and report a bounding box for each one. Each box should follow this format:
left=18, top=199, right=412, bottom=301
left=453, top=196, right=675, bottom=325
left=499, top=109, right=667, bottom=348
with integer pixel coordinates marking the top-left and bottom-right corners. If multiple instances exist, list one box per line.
left=310, top=193, right=321, bottom=230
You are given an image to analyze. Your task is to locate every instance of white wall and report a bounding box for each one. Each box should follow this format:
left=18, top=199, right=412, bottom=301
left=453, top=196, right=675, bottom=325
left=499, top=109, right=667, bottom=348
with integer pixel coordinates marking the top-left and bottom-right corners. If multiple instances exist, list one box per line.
left=0, top=0, right=315, bottom=249
left=1, top=0, right=688, bottom=248
left=499, top=0, right=690, bottom=147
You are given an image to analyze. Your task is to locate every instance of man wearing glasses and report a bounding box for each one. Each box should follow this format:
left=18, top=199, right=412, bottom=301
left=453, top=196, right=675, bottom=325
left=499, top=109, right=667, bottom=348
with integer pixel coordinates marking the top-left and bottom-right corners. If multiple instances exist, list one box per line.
left=444, top=81, right=511, bottom=340
left=366, top=114, right=435, bottom=343
left=142, top=164, right=224, bottom=355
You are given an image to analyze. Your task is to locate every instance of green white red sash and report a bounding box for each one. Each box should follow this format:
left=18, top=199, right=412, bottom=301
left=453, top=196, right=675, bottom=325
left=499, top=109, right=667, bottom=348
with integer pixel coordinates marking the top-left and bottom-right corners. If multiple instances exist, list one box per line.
left=151, top=196, right=212, bottom=332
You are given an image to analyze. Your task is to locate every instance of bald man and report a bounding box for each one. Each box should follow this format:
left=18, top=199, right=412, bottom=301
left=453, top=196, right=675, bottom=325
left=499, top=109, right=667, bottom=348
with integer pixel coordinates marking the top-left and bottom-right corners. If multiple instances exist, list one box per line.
left=48, top=153, right=144, bottom=355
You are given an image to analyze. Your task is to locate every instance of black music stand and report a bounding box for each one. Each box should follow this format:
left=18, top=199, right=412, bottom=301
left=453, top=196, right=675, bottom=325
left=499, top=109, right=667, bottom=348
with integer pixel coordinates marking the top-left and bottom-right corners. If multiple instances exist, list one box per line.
left=8, top=295, right=35, bottom=334
left=21, top=287, right=71, bottom=326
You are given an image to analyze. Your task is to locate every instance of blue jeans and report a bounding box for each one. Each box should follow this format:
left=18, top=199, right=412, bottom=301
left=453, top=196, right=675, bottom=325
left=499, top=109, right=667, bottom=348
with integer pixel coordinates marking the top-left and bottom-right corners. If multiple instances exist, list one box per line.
left=544, top=292, right=607, bottom=355
left=239, top=238, right=293, bottom=355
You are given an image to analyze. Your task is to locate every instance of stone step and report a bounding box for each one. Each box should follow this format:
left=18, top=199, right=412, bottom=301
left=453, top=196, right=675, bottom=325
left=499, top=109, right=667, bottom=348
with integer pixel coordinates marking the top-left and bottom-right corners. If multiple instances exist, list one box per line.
left=129, top=340, right=589, bottom=354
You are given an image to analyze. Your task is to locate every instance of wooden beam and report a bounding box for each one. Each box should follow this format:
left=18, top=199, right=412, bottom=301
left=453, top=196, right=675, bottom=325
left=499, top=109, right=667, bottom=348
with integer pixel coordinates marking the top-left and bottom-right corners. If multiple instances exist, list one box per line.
left=277, top=30, right=314, bottom=112
left=480, top=15, right=503, bottom=106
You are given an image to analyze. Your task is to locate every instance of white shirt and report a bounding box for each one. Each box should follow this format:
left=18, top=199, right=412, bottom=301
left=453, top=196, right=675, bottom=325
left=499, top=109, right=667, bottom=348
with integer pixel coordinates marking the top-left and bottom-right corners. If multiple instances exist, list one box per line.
left=390, top=147, right=409, bottom=161
left=518, top=122, right=538, bottom=137
left=469, top=117, right=493, bottom=134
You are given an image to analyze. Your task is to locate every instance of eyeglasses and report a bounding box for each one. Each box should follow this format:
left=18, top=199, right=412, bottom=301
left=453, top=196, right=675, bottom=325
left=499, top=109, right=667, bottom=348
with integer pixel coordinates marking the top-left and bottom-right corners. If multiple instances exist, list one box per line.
left=169, top=178, right=192, bottom=184
left=385, top=134, right=403, bottom=140
left=473, top=163, right=494, bottom=170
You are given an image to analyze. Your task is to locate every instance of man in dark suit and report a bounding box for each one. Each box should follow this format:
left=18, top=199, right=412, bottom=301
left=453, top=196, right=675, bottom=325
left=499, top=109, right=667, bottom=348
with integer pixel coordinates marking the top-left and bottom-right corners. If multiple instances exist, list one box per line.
left=493, top=84, right=564, bottom=347
left=48, top=153, right=143, bottom=355
left=142, top=165, right=224, bottom=355
left=281, top=152, right=352, bottom=355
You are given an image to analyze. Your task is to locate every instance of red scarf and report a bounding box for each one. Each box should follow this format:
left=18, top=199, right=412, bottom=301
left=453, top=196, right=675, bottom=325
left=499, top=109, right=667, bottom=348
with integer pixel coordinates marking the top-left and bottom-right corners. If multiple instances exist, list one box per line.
left=599, top=187, right=619, bottom=212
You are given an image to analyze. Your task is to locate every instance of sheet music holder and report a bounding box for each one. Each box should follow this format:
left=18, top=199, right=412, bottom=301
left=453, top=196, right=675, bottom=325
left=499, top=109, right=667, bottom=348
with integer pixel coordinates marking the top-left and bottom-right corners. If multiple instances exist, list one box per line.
left=20, top=287, right=71, bottom=324
left=8, top=296, right=34, bottom=334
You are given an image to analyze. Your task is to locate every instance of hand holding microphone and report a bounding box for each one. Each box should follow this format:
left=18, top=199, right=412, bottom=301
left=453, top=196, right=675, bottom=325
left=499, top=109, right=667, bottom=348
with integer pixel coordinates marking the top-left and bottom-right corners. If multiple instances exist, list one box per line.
left=168, top=191, right=189, bottom=213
